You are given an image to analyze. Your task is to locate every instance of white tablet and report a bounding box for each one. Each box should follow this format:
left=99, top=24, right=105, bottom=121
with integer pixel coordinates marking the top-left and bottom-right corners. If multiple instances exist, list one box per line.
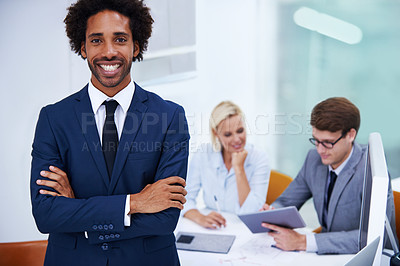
left=238, top=206, right=306, bottom=233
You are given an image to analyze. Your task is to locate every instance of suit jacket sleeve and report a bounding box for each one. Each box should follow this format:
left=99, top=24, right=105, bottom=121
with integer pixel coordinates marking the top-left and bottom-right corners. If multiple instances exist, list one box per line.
left=314, top=229, right=359, bottom=254
left=272, top=152, right=313, bottom=210
left=31, top=107, right=127, bottom=234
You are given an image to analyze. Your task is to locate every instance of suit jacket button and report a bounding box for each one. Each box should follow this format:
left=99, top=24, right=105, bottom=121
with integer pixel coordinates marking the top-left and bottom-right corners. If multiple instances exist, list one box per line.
left=105, top=234, right=110, bottom=240
left=109, top=224, right=114, bottom=230
left=101, top=243, right=109, bottom=251
left=92, top=225, right=98, bottom=230
left=110, top=234, right=115, bottom=239
left=104, top=225, right=109, bottom=230
left=98, top=225, right=103, bottom=230
left=99, top=235, right=104, bottom=241
left=115, top=234, right=120, bottom=239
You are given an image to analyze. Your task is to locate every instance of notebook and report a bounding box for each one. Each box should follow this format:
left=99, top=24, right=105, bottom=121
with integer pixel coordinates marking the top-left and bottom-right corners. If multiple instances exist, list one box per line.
left=175, top=231, right=235, bottom=254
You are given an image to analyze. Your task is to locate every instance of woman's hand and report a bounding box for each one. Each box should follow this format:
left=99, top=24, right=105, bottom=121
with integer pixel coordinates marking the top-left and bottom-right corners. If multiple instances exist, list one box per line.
left=198, top=211, right=227, bottom=229
left=232, top=149, right=248, bottom=171
left=259, top=203, right=275, bottom=211
left=184, top=209, right=226, bottom=229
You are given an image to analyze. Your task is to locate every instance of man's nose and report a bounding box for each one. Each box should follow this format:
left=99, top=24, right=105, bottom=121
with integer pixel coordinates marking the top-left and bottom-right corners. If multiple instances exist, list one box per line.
left=103, top=42, right=117, bottom=59
left=316, top=142, right=326, bottom=153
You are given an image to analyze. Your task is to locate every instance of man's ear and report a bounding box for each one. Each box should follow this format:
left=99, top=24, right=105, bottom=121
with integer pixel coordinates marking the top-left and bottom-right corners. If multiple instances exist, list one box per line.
left=81, top=42, right=87, bottom=59
left=348, top=128, right=357, bottom=142
left=133, top=41, right=140, bottom=58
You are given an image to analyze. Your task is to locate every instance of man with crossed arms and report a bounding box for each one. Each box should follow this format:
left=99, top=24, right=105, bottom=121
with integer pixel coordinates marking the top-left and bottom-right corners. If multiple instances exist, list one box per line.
left=31, top=0, right=189, bottom=265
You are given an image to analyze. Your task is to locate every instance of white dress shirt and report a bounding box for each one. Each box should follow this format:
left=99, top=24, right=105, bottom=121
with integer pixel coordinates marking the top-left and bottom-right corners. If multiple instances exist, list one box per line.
left=88, top=80, right=135, bottom=227
left=306, top=146, right=354, bottom=252
left=183, top=143, right=271, bottom=215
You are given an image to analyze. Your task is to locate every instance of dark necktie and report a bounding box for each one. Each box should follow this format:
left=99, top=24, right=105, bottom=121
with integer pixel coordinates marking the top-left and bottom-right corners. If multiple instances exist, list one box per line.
left=326, top=171, right=338, bottom=208
left=102, top=100, right=119, bottom=178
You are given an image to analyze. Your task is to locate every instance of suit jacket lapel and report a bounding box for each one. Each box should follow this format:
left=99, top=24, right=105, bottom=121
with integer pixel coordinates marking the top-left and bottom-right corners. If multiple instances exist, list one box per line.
left=74, top=85, right=110, bottom=186
left=109, top=84, right=148, bottom=193
left=314, top=164, right=328, bottom=225
left=326, top=143, right=363, bottom=229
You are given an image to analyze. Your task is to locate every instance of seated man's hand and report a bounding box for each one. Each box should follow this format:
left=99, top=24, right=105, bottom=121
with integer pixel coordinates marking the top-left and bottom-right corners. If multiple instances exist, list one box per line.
left=262, top=223, right=306, bottom=251
left=130, top=176, right=187, bottom=214
left=36, top=166, right=75, bottom=198
left=259, top=203, right=274, bottom=211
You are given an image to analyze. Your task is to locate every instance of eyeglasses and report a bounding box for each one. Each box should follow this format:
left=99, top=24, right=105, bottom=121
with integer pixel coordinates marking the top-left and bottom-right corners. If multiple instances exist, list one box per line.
left=309, top=132, right=346, bottom=149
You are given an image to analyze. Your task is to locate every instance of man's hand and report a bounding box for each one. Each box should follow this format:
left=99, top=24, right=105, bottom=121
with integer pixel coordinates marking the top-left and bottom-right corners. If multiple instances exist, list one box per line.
left=129, top=176, right=187, bottom=214
left=262, top=223, right=306, bottom=251
left=36, top=166, right=75, bottom=198
left=259, top=203, right=274, bottom=211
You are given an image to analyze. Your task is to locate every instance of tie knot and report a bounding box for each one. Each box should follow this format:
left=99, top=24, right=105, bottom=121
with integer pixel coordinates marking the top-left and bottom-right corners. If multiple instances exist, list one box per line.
left=330, top=171, right=337, bottom=180
left=103, top=100, right=119, bottom=116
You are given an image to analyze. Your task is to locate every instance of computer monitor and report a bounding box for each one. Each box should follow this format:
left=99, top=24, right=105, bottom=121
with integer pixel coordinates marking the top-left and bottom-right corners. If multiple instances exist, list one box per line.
left=358, top=132, right=389, bottom=266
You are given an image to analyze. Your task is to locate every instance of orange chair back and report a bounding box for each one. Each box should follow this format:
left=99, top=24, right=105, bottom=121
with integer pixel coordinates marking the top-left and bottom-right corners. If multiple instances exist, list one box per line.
left=0, top=240, right=47, bottom=266
left=393, top=191, right=400, bottom=242
left=266, top=170, right=293, bottom=205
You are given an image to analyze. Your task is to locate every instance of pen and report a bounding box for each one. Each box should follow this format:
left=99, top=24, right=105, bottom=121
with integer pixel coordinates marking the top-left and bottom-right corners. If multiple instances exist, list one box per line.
left=214, top=195, right=221, bottom=213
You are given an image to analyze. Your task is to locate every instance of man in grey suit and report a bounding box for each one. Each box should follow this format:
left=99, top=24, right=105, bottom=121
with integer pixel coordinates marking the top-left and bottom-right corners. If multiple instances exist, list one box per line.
left=261, top=97, right=395, bottom=254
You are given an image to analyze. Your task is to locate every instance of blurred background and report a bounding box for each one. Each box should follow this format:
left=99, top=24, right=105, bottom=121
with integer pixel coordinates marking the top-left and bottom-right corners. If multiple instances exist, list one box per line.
left=1, top=0, right=399, bottom=242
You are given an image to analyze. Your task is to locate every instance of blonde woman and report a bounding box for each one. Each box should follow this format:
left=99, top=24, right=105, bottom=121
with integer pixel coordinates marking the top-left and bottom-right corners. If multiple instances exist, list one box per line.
left=182, top=101, right=271, bottom=229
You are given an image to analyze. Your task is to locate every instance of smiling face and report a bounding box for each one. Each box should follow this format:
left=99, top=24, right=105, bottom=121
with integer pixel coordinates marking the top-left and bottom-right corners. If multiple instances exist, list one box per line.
left=214, top=115, right=246, bottom=155
left=312, top=127, right=356, bottom=169
left=81, top=10, right=139, bottom=96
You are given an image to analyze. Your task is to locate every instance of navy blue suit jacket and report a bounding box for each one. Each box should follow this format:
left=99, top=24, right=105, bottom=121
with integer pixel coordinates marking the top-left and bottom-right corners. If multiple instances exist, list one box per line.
left=30, top=83, right=189, bottom=266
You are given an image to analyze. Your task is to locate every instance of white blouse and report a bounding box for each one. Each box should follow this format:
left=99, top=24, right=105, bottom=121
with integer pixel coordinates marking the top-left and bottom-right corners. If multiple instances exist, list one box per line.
left=183, top=143, right=271, bottom=215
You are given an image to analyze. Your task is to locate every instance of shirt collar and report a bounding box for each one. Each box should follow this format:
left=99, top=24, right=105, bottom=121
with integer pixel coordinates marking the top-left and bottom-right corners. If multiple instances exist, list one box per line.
left=329, top=145, right=354, bottom=176
left=88, top=80, right=135, bottom=115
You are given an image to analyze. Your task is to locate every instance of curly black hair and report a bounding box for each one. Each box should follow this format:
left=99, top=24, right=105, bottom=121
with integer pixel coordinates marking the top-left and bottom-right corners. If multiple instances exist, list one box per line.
left=64, top=0, right=153, bottom=62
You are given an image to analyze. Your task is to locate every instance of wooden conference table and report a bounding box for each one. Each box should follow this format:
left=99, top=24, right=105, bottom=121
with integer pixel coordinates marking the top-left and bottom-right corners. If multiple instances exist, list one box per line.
left=174, top=209, right=354, bottom=266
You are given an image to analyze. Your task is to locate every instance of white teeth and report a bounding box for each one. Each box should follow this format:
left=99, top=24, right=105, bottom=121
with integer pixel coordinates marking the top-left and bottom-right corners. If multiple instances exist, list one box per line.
left=100, top=64, right=120, bottom=71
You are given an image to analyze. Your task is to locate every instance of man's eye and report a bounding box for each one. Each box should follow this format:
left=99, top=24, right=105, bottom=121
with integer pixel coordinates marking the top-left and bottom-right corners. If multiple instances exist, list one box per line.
left=116, top=37, right=127, bottom=43
left=224, top=133, right=232, bottom=137
left=90, top=39, right=101, bottom=44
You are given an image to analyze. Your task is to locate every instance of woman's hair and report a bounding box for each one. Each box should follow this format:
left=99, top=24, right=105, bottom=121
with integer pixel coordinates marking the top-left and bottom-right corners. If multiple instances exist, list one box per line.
left=64, top=0, right=153, bottom=61
left=310, top=97, right=360, bottom=135
left=210, top=101, right=244, bottom=152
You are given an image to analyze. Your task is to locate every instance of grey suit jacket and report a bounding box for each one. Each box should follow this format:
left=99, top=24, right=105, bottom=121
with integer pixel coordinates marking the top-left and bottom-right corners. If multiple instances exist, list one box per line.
left=273, top=142, right=395, bottom=254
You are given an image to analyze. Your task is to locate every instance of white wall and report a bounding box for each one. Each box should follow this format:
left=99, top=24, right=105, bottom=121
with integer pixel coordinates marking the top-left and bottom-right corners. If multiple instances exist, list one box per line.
left=147, top=0, right=278, bottom=159
left=0, top=0, right=277, bottom=242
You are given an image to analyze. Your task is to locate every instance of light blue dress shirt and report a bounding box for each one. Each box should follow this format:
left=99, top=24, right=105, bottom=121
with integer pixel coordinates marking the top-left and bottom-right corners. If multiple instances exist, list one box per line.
left=182, top=143, right=271, bottom=215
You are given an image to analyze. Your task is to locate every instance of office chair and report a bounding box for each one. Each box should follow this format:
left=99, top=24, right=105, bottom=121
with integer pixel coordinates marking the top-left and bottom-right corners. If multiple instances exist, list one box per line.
left=393, top=191, right=400, bottom=242
left=266, top=170, right=293, bottom=205
left=0, top=240, right=47, bottom=266
left=265, top=170, right=323, bottom=233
